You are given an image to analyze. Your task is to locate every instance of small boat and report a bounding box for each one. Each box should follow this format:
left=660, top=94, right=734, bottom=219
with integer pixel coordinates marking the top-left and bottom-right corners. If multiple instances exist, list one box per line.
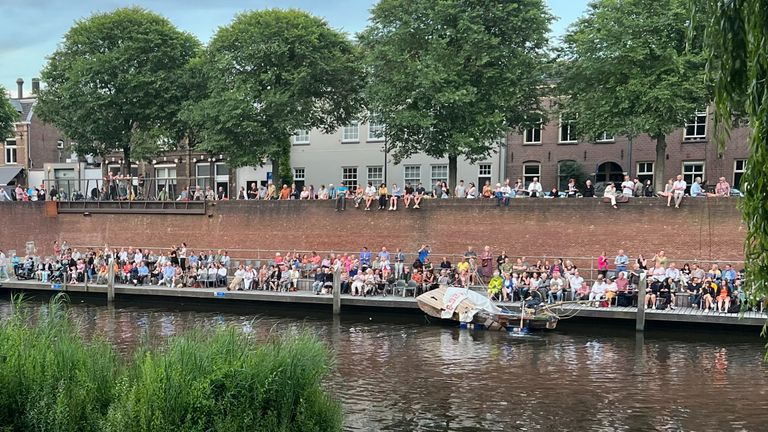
left=416, top=286, right=558, bottom=331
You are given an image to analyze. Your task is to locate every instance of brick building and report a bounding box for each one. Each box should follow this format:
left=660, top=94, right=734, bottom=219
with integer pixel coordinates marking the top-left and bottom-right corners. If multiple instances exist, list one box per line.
left=505, top=108, right=750, bottom=193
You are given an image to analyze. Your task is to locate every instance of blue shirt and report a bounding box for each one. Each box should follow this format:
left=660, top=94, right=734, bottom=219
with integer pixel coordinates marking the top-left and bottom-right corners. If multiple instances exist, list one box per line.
left=691, top=182, right=702, bottom=196
left=360, top=251, right=372, bottom=266
left=138, top=266, right=149, bottom=276
left=163, top=266, right=175, bottom=279
left=418, top=248, right=429, bottom=263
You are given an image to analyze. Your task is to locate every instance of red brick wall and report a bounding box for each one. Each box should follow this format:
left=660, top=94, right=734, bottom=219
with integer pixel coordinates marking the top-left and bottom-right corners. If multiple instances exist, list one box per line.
left=0, top=198, right=746, bottom=265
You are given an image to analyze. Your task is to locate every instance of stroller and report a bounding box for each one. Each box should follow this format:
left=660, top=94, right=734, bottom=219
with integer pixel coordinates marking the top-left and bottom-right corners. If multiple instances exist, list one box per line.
left=15, top=260, right=35, bottom=280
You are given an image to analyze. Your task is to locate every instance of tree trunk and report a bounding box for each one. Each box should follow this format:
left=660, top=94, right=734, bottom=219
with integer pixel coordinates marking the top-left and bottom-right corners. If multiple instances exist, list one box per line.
left=654, top=134, right=666, bottom=193
left=122, top=146, right=132, bottom=176
left=448, top=154, right=458, bottom=196
left=271, top=156, right=281, bottom=190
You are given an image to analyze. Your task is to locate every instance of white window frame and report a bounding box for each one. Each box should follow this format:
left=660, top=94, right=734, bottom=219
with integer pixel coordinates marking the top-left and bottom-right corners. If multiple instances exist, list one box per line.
left=684, top=111, right=708, bottom=140
left=524, top=124, right=542, bottom=144
left=4, top=139, right=17, bottom=164
left=559, top=115, right=577, bottom=144
left=367, top=166, right=383, bottom=185
left=214, top=162, right=229, bottom=195
left=431, top=164, right=448, bottom=184
left=596, top=132, right=615, bottom=143
left=293, top=167, right=305, bottom=181
left=523, top=162, right=541, bottom=186
left=682, top=161, right=705, bottom=187
left=195, top=162, right=211, bottom=189
left=478, top=163, right=492, bottom=177
left=367, top=116, right=385, bottom=142
left=342, top=167, right=358, bottom=186
left=733, top=159, right=746, bottom=188
left=404, top=165, right=421, bottom=186
left=154, top=165, right=177, bottom=196
left=293, top=129, right=310, bottom=145
left=342, top=122, right=360, bottom=143
left=637, top=161, right=654, bottom=180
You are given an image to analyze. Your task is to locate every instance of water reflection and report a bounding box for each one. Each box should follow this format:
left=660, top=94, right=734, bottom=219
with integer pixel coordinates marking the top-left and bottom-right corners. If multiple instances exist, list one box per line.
left=1, top=299, right=766, bottom=432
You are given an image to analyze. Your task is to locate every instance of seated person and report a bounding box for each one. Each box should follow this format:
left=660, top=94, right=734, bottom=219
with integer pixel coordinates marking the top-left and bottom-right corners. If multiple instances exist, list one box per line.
left=589, top=275, right=607, bottom=305
left=716, top=284, right=731, bottom=313
left=134, top=261, right=150, bottom=286
left=487, top=271, right=503, bottom=301
left=604, top=277, right=618, bottom=306
left=686, top=277, right=703, bottom=308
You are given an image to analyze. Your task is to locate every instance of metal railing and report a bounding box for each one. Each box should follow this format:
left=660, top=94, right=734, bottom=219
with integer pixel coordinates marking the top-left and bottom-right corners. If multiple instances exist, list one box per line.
left=39, top=177, right=231, bottom=202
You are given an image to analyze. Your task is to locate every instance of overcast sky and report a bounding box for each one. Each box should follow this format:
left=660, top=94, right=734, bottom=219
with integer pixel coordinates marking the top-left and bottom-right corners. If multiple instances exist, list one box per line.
left=1, top=0, right=589, bottom=96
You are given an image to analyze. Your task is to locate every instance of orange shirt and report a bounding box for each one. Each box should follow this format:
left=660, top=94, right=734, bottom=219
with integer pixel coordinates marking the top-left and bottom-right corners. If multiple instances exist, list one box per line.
left=279, top=187, right=290, bottom=200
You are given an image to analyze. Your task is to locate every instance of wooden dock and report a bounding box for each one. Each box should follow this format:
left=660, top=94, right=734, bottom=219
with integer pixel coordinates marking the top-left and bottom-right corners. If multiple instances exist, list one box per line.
left=0, top=280, right=765, bottom=328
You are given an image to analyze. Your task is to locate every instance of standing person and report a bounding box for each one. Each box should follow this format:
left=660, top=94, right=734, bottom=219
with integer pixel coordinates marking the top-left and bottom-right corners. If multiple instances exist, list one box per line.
left=672, top=174, right=687, bottom=208
left=179, top=242, right=188, bottom=271
left=335, top=182, right=348, bottom=211
left=417, top=244, right=430, bottom=264
left=621, top=175, right=635, bottom=198
left=614, top=249, right=629, bottom=274
left=597, top=252, right=609, bottom=277
left=454, top=180, right=466, bottom=198
left=0, top=249, right=9, bottom=281
left=394, top=248, right=406, bottom=279
left=480, top=246, right=494, bottom=279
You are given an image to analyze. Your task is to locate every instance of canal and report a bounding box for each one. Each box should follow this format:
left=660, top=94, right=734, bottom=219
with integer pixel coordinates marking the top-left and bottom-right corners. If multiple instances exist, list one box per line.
left=1, top=296, right=766, bottom=431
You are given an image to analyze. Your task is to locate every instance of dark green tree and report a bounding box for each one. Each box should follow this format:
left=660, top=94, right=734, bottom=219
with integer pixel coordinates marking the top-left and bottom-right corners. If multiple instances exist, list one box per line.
left=359, top=0, right=552, bottom=189
left=700, top=0, right=768, bottom=311
left=0, top=89, right=19, bottom=140
left=558, top=0, right=709, bottom=191
left=186, top=9, right=364, bottom=187
left=36, top=7, right=201, bottom=174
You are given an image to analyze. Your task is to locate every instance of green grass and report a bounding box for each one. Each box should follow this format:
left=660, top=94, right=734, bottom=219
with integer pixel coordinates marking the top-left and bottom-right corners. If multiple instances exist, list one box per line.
left=0, top=294, right=342, bottom=432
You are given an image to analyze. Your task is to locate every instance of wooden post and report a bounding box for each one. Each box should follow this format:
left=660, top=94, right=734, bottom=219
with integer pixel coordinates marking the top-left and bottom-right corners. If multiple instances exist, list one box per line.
left=332, top=266, right=341, bottom=315
left=635, top=272, right=646, bottom=332
left=107, top=258, right=115, bottom=303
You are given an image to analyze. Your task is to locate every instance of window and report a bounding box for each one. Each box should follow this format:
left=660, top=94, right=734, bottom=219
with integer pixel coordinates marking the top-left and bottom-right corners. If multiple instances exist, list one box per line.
left=368, top=116, right=385, bottom=141
left=342, top=167, right=358, bottom=186
left=523, top=162, right=541, bottom=186
left=524, top=124, right=542, bottom=144
left=4, top=139, right=17, bottom=164
left=155, top=165, right=177, bottom=197
left=595, top=162, right=624, bottom=183
left=682, top=161, right=705, bottom=190
left=559, top=115, right=577, bottom=143
left=215, top=162, right=229, bottom=197
left=637, top=162, right=654, bottom=185
left=684, top=111, right=707, bottom=140
left=108, top=164, right=138, bottom=177
left=404, top=165, right=421, bottom=186
left=293, top=129, right=310, bottom=145
left=195, top=163, right=211, bottom=189
left=733, top=159, right=746, bottom=189
left=342, top=122, right=359, bottom=142
left=478, top=164, right=492, bottom=177
left=367, top=166, right=383, bottom=185
left=596, top=132, right=614, bottom=142
left=293, top=168, right=305, bottom=181
left=431, top=165, right=448, bottom=184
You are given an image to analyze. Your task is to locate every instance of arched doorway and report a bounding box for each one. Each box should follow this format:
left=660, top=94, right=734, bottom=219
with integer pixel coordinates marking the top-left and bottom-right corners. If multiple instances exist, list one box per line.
left=595, top=162, right=624, bottom=184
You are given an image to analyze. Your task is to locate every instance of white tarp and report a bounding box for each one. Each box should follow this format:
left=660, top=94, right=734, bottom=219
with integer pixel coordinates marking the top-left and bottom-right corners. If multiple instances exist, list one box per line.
left=442, top=287, right=502, bottom=322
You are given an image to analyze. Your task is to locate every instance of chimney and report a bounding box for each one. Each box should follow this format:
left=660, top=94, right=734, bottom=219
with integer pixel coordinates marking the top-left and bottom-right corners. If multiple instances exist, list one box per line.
left=16, top=78, right=23, bottom=99
left=31, top=78, right=40, bottom=95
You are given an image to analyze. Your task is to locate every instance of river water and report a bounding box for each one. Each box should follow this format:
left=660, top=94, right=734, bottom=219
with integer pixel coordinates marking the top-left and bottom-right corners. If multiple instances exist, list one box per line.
left=1, top=297, right=767, bottom=432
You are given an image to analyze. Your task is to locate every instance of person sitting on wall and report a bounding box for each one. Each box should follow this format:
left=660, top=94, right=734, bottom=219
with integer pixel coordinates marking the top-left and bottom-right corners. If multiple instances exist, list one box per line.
left=487, top=271, right=503, bottom=301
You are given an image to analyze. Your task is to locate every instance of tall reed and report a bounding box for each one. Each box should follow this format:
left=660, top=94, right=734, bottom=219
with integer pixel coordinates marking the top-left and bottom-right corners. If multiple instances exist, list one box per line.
left=0, top=294, right=342, bottom=432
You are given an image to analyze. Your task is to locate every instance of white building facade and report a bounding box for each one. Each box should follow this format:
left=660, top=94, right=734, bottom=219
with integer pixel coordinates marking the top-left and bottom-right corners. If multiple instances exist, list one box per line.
left=236, top=121, right=507, bottom=192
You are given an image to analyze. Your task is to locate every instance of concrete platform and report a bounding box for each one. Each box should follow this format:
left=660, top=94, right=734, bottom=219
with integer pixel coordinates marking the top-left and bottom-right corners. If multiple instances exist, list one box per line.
left=0, top=279, right=765, bottom=327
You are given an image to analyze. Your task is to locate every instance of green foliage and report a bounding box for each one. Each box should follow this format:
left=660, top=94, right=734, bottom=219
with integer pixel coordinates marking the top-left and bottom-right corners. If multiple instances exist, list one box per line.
left=186, top=9, right=364, bottom=186
left=0, top=89, right=18, bottom=140
left=557, top=160, right=588, bottom=190
left=359, top=0, right=553, bottom=185
left=699, top=0, right=768, bottom=325
left=558, top=0, right=710, bottom=189
left=0, top=294, right=342, bottom=432
left=36, top=7, right=201, bottom=171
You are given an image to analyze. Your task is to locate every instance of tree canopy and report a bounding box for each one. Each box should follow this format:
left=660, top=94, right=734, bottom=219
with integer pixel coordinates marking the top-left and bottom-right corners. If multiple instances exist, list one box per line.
left=700, top=0, right=768, bottom=307
left=186, top=9, right=364, bottom=187
left=0, top=89, right=18, bottom=140
left=558, top=0, right=710, bottom=190
left=36, top=7, right=201, bottom=172
left=359, top=0, right=552, bottom=187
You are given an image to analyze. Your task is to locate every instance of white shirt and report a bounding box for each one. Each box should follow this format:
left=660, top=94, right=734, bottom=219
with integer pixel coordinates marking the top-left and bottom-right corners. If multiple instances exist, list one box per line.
left=234, top=269, right=246, bottom=278
left=591, top=281, right=606, bottom=295
left=0, top=252, right=6, bottom=267
left=621, top=181, right=634, bottom=195
left=217, top=267, right=227, bottom=277
left=500, top=185, right=512, bottom=197
left=134, top=252, right=143, bottom=264
left=455, top=185, right=466, bottom=198
left=673, top=180, right=687, bottom=192
left=365, top=186, right=377, bottom=197
left=527, top=182, right=542, bottom=195
left=569, top=275, right=584, bottom=290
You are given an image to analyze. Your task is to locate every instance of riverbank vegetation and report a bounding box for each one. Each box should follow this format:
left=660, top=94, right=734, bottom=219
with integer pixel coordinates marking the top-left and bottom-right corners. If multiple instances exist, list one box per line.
left=0, top=294, right=342, bottom=432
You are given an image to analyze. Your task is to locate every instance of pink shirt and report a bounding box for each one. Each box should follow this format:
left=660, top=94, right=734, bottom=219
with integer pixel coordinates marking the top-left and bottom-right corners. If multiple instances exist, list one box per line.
left=598, top=256, right=608, bottom=271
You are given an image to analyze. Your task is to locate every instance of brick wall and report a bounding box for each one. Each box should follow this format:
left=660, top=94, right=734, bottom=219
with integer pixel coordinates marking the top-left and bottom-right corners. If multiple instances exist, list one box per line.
left=0, top=198, right=746, bottom=265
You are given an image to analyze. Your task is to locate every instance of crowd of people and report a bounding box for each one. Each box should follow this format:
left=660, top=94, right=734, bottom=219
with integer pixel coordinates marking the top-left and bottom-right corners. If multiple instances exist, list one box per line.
left=0, top=241, right=761, bottom=315
left=1, top=172, right=735, bottom=210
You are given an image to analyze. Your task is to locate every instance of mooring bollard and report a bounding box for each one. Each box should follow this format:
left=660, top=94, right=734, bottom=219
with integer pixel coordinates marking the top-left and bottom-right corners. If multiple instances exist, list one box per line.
left=635, top=272, right=646, bottom=332
left=107, top=258, right=115, bottom=303
left=333, top=267, right=341, bottom=315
